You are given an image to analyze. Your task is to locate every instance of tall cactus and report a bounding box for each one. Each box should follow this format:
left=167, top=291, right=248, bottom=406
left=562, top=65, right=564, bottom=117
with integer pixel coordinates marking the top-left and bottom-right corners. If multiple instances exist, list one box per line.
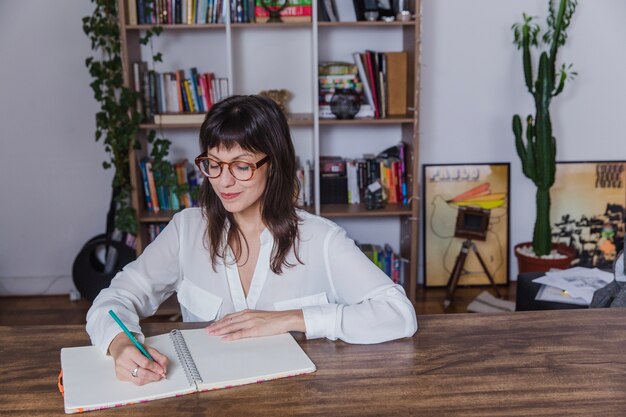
left=512, top=0, right=577, bottom=256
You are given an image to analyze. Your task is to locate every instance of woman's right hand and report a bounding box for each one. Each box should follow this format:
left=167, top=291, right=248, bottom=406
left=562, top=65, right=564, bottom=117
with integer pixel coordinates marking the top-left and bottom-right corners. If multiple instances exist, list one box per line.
left=108, top=332, right=169, bottom=385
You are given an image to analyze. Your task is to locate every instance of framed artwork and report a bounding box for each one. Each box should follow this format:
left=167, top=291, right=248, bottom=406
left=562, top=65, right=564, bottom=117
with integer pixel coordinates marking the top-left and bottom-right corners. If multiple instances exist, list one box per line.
left=551, top=161, right=626, bottom=270
left=422, top=163, right=510, bottom=287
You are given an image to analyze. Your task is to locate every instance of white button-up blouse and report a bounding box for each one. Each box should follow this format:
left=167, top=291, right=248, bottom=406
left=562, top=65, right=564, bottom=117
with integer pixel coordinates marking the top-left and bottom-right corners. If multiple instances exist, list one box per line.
left=86, top=208, right=418, bottom=353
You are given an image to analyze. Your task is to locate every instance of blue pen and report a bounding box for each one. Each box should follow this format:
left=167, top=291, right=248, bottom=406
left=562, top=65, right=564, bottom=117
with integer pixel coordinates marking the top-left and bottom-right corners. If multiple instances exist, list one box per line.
left=108, top=309, right=155, bottom=361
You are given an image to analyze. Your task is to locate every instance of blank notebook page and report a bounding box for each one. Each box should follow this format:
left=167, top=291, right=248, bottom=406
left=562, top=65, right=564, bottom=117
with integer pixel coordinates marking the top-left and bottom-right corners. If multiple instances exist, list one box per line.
left=61, top=333, right=194, bottom=412
left=180, top=329, right=317, bottom=390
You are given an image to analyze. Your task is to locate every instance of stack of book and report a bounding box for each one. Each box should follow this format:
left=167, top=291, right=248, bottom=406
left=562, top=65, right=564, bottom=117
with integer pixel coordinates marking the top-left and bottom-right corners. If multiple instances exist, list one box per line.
left=296, top=159, right=314, bottom=207
left=139, top=159, right=202, bottom=214
left=230, top=0, right=255, bottom=23
left=346, top=154, right=409, bottom=205
left=132, top=63, right=228, bottom=124
left=128, top=0, right=229, bottom=25
left=352, top=50, right=408, bottom=118
left=318, top=61, right=373, bottom=119
left=321, top=143, right=410, bottom=206
left=254, top=0, right=312, bottom=23
left=358, top=243, right=407, bottom=285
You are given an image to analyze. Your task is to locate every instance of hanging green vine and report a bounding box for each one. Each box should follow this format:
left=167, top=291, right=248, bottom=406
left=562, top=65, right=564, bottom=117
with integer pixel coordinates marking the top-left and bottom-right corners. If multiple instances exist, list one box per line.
left=139, top=19, right=186, bottom=201
left=83, top=0, right=180, bottom=234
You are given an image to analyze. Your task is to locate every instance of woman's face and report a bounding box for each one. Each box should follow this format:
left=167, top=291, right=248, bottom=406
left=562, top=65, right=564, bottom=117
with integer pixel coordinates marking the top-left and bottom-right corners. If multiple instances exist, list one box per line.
left=206, top=145, right=269, bottom=218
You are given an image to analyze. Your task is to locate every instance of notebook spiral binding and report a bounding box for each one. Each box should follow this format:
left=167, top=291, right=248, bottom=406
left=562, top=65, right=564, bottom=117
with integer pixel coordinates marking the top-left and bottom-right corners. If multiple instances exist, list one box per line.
left=169, top=329, right=203, bottom=385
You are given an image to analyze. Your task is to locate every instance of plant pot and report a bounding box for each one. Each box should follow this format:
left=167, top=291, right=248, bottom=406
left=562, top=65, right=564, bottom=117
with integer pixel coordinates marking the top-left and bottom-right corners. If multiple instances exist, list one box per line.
left=514, top=242, right=576, bottom=274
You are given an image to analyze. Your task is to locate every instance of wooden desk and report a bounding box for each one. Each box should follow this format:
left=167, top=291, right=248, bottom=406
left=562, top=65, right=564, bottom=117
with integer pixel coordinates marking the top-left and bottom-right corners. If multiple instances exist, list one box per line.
left=2, top=309, right=626, bottom=416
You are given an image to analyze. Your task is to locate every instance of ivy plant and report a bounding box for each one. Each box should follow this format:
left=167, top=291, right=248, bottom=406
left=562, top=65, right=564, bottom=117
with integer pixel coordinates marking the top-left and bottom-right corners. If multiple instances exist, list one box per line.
left=83, top=0, right=180, bottom=234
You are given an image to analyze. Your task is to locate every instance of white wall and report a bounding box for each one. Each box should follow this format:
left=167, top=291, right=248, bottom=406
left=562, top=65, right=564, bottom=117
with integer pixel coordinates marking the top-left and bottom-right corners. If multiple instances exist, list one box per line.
left=1, top=0, right=625, bottom=294
left=419, top=0, right=626, bottom=281
left=0, top=1, right=110, bottom=294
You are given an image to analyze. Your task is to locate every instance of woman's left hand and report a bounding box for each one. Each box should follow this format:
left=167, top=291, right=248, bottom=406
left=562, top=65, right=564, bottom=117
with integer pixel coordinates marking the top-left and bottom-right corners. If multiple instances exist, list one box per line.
left=206, top=309, right=305, bottom=341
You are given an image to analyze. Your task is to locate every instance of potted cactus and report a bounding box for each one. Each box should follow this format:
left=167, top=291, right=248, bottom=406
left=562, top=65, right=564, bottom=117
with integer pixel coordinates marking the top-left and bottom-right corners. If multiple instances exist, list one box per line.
left=512, top=0, right=578, bottom=272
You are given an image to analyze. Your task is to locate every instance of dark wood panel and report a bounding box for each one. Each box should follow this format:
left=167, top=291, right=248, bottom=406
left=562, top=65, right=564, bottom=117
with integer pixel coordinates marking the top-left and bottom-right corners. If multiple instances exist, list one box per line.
left=1, top=309, right=626, bottom=416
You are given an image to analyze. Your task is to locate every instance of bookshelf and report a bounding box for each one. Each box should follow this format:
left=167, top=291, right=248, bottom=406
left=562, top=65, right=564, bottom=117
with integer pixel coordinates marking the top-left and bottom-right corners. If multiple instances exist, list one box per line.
left=117, top=0, right=421, bottom=301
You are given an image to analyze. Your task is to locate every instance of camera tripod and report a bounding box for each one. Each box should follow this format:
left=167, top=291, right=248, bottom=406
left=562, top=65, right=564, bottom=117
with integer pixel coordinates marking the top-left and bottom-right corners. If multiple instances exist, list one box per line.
left=443, top=238, right=502, bottom=309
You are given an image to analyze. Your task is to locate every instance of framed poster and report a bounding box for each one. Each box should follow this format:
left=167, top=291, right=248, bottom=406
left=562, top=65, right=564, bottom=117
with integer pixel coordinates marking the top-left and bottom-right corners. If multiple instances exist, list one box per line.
left=423, top=163, right=510, bottom=287
left=551, top=161, right=626, bottom=270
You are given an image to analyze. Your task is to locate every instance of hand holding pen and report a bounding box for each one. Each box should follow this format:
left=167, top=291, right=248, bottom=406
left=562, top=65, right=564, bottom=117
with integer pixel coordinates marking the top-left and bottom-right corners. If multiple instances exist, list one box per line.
left=108, top=310, right=169, bottom=385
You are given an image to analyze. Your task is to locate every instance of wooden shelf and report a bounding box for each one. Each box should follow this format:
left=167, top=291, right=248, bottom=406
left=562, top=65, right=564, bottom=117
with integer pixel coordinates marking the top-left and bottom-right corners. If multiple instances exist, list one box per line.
left=139, top=113, right=313, bottom=130
left=125, top=23, right=311, bottom=31
left=139, top=114, right=412, bottom=129
left=137, top=204, right=410, bottom=222
left=319, top=115, right=414, bottom=125
left=320, top=203, right=411, bottom=218
left=138, top=211, right=176, bottom=223
left=318, top=21, right=415, bottom=28
left=139, top=122, right=200, bottom=129
left=231, top=22, right=311, bottom=29
left=125, top=21, right=414, bottom=31
left=287, top=113, right=314, bottom=126
left=120, top=0, right=422, bottom=301
left=126, top=23, right=226, bottom=30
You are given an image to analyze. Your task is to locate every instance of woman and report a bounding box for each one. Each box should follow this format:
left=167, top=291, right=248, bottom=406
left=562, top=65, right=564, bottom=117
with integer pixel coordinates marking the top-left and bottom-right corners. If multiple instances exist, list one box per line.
left=86, top=95, right=417, bottom=386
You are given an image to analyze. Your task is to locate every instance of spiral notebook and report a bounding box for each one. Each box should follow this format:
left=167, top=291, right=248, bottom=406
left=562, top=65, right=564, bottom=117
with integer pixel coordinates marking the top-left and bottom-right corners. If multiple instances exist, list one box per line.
left=60, top=329, right=316, bottom=414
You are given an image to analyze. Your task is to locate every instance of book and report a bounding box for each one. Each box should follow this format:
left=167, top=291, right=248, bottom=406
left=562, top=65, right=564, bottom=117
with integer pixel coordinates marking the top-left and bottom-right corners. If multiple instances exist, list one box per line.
left=144, top=160, right=160, bottom=213
left=139, top=159, right=154, bottom=213
left=362, top=52, right=380, bottom=118
left=352, top=52, right=375, bottom=109
left=254, top=2, right=312, bottom=23
left=384, top=52, right=408, bottom=116
left=254, top=4, right=312, bottom=17
left=132, top=62, right=145, bottom=117
left=128, top=0, right=138, bottom=25
left=61, top=329, right=316, bottom=414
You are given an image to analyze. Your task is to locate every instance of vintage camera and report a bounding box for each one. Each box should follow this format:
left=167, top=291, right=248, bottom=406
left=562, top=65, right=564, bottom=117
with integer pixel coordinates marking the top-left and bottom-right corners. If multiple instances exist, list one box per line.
left=453, top=206, right=490, bottom=241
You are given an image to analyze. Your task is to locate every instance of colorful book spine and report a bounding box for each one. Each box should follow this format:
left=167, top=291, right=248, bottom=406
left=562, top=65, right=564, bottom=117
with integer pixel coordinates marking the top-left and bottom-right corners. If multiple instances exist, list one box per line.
left=188, top=68, right=203, bottom=112
left=139, top=159, right=154, bottom=213
left=199, top=73, right=210, bottom=110
left=187, top=167, right=199, bottom=206
left=183, top=79, right=195, bottom=112
left=145, top=161, right=160, bottom=213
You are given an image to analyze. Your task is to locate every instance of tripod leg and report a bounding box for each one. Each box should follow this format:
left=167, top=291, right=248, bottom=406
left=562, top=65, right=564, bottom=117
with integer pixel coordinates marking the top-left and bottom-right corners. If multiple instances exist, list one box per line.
left=443, top=240, right=471, bottom=309
left=470, top=243, right=502, bottom=298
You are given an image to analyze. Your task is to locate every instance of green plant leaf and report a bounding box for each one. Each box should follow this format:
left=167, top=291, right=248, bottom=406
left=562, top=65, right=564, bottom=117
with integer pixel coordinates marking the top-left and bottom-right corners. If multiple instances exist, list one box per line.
left=511, top=0, right=577, bottom=255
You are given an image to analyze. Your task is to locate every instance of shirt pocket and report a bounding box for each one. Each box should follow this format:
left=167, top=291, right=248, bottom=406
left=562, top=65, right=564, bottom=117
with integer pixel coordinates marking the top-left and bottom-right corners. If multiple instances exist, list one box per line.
left=177, top=279, right=223, bottom=321
left=273, top=292, right=329, bottom=311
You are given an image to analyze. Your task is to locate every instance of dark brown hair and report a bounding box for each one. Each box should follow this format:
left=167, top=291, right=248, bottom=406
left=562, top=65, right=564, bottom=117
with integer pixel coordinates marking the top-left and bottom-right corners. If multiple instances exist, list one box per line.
left=198, top=95, right=302, bottom=274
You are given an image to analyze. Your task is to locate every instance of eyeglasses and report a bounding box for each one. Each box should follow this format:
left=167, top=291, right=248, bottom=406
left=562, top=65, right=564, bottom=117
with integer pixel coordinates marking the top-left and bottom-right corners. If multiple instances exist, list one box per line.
left=194, top=154, right=269, bottom=181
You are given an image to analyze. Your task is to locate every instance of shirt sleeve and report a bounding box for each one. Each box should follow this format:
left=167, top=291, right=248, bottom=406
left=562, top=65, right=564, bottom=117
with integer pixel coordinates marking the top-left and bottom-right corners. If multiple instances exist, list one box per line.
left=86, top=214, right=183, bottom=354
left=301, top=227, right=418, bottom=344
